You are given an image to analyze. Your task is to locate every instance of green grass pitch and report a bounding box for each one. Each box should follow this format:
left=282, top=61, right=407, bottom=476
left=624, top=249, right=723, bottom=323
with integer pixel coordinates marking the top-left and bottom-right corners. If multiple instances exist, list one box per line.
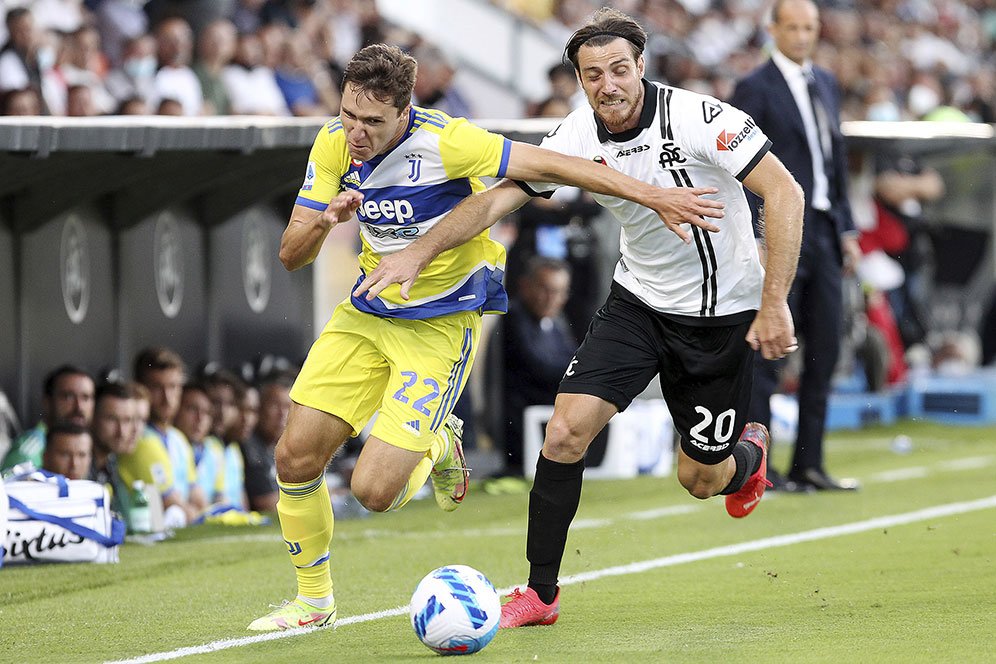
left=2, top=420, right=994, bottom=663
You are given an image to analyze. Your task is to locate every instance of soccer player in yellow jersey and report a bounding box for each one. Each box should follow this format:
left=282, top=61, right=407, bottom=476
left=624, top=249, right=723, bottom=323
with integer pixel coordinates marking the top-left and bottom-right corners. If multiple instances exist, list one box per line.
left=248, top=43, right=725, bottom=631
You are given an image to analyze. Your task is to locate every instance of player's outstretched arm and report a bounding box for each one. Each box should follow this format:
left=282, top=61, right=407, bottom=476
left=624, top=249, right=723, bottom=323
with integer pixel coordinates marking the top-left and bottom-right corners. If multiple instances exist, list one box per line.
left=502, top=141, right=725, bottom=244
left=354, top=180, right=530, bottom=301
left=278, top=190, right=364, bottom=271
left=742, top=152, right=804, bottom=360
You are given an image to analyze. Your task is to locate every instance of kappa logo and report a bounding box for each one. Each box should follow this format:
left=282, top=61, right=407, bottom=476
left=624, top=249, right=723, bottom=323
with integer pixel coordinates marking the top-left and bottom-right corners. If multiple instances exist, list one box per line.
left=702, top=100, right=723, bottom=124
left=716, top=118, right=758, bottom=151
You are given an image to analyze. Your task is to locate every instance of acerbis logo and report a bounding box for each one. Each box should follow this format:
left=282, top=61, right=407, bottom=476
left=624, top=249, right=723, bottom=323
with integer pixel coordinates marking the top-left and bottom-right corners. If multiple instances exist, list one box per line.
left=358, top=198, right=415, bottom=223
left=716, top=118, right=758, bottom=152
left=615, top=144, right=650, bottom=158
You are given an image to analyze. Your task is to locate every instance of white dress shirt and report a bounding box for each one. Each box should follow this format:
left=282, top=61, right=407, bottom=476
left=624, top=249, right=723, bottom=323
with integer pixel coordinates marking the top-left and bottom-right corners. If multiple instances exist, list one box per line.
left=771, top=48, right=831, bottom=211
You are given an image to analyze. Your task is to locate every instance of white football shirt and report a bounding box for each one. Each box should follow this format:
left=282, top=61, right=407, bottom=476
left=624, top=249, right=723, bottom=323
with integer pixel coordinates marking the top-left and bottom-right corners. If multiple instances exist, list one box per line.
left=521, top=79, right=772, bottom=323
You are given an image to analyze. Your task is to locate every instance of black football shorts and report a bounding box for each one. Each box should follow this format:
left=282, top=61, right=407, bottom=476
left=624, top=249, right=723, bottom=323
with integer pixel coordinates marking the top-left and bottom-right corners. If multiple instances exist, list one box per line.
left=559, top=284, right=756, bottom=465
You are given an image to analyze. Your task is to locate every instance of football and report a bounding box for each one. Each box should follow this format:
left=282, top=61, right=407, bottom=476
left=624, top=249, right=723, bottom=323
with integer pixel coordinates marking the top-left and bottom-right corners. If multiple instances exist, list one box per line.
left=410, top=565, right=501, bottom=655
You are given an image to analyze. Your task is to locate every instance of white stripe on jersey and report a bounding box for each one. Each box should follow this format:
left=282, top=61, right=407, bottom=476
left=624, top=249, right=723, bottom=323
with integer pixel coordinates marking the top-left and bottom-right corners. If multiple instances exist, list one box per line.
left=527, top=80, right=771, bottom=318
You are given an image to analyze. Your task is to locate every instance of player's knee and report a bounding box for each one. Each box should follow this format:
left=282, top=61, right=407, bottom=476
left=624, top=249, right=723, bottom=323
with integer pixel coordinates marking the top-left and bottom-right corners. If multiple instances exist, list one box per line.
left=275, top=435, right=326, bottom=484
left=350, top=479, right=393, bottom=513
left=677, top=462, right=719, bottom=500
left=542, top=415, right=591, bottom=462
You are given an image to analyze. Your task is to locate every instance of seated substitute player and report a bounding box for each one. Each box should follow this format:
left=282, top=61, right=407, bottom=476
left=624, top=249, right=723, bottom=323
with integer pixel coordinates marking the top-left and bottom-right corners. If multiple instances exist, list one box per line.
left=355, top=9, right=805, bottom=628
left=248, top=42, right=726, bottom=632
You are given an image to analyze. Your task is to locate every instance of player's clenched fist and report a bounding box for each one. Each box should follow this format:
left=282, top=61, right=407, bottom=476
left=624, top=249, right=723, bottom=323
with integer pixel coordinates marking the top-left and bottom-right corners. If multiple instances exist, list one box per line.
left=321, top=190, right=364, bottom=228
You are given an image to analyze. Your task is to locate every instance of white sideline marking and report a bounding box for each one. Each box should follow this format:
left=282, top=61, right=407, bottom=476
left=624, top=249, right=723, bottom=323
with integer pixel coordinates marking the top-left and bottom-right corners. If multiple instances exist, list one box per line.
left=105, top=495, right=996, bottom=664
left=869, top=467, right=929, bottom=482
left=938, top=455, right=995, bottom=471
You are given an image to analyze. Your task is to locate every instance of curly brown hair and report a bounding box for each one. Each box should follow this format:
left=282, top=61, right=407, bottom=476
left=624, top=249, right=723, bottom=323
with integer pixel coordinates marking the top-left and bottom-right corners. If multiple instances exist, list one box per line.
left=341, top=43, right=417, bottom=111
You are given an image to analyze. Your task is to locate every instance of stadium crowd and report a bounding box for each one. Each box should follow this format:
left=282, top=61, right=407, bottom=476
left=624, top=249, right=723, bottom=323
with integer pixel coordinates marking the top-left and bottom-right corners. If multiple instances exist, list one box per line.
left=0, top=0, right=993, bottom=122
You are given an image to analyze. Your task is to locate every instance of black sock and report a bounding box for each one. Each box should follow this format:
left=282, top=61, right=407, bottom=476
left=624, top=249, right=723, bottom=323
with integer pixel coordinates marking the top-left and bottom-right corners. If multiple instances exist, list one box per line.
left=719, top=439, right=763, bottom=495
left=526, top=453, right=585, bottom=604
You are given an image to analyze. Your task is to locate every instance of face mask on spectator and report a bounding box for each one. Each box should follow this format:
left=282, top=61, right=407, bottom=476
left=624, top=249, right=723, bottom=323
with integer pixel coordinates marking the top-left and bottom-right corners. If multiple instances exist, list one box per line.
left=125, top=55, right=157, bottom=80
left=37, top=46, right=56, bottom=71
left=866, top=101, right=900, bottom=122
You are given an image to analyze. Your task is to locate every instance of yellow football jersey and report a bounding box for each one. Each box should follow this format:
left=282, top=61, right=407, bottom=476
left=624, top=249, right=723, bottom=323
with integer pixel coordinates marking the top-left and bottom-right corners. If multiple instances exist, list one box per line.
left=295, top=107, right=511, bottom=319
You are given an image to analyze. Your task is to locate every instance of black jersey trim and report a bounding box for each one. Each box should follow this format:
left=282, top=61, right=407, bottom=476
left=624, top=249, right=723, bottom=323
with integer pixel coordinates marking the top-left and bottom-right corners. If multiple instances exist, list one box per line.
left=513, top=179, right=554, bottom=199
left=658, top=87, right=673, bottom=140
left=735, top=138, right=772, bottom=182
left=671, top=167, right=718, bottom=316
left=595, top=79, right=656, bottom=143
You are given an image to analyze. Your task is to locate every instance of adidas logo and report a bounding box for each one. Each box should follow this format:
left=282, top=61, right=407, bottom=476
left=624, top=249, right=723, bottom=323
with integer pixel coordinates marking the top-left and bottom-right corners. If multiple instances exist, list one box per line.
left=404, top=420, right=421, bottom=435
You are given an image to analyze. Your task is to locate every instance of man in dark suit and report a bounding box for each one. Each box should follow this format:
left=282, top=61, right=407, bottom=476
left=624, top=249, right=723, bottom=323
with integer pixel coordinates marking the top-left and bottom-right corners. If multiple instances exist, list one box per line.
left=731, top=0, right=861, bottom=491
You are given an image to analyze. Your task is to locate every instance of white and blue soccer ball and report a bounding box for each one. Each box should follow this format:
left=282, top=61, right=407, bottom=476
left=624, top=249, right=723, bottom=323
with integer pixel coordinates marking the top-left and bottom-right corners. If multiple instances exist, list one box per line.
left=410, top=565, right=501, bottom=655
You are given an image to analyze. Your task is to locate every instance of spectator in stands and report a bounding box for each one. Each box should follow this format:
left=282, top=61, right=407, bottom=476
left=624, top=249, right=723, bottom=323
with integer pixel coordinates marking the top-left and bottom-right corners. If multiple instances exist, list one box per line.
left=229, top=0, right=267, bottom=35
left=222, top=31, right=289, bottom=115
left=733, top=0, right=861, bottom=492
left=56, top=25, right=115, bottom=115
left=274, top=29, right=337, bottom=116
left=241, top=375, right=291, bottom=512
left=498, top=258, right=577, bottom=477
left=157, top=97, right=184, bottom=115
left=0, top=8, right=40, bottom=96
left=152, top=16, right=203, bottom=116
left=412, top=43, right=472, bottom=118
left=1, top=365, right=95, bottom=474
left=1, top=86, right=41, bottom=115
left=193, top=18, right=237, bottom=116
left=41, top=422, right=92, bottom=481
left=127, top=346, right=204, bottom=525
left=89, top=381, right=137, bottom=492
left=176, top=382, right=224, bottom=509
left=203, top=369, right=246, bottom=508
left=116, top=95, right=149, bottom=115
left=66, top=84, right=99, bottom=116
left=95, top=0, right=150, bottom=67
left=105, top=34, right=157, bottom=106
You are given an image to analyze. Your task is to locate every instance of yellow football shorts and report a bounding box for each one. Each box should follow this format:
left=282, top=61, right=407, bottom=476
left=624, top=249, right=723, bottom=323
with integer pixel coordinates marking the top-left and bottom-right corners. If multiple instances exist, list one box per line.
left=290, top=300, right=481, bottom=453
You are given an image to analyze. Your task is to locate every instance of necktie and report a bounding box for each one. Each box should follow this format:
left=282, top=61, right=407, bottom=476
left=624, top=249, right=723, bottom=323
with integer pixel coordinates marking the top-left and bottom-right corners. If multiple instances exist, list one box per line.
left=804, top=69, right=832, bottom=164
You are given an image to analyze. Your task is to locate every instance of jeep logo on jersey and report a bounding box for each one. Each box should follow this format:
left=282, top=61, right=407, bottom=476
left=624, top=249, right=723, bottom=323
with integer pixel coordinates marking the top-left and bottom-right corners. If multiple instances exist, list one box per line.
left=658, top=142, right=686, bottom=168
left=616, top=145, right=650, bottom=158
left=358, top=199, right=415, bottom=223
left=365, top=224, right=421, bottom=240
left=716, top=118, right=758, bottom=151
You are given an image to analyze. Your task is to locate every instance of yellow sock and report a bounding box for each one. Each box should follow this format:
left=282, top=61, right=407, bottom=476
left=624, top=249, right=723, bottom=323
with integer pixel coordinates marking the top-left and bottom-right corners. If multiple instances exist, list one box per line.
left=277, top=474, right=334, bottom=600
left=387, top=427, right=451, bottom=511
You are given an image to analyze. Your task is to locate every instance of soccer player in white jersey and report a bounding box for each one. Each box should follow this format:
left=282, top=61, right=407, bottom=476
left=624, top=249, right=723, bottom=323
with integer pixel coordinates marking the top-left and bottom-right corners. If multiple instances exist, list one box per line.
left=355, top=9, right=805, bottom=628
left=249, top=42, right=726, bottom=632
